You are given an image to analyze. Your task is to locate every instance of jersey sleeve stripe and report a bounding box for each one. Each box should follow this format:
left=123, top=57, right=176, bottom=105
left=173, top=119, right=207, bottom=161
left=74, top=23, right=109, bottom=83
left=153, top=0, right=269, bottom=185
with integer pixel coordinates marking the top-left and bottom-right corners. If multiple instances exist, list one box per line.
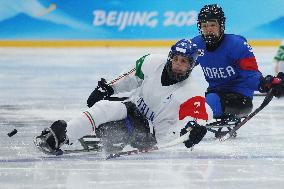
left=83, top=111, right=95, bottom=131
left=238, top=57, right=259, bottom=71
left=135, top=54, right=150, bottom=80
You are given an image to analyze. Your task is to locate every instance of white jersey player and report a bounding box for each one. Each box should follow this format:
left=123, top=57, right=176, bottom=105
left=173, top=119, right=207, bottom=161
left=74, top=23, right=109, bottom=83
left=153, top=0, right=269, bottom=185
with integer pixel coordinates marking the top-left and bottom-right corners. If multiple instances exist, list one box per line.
left=274, top=40, right=284, bottom=74
left=35, top=39, right=211, bottom=155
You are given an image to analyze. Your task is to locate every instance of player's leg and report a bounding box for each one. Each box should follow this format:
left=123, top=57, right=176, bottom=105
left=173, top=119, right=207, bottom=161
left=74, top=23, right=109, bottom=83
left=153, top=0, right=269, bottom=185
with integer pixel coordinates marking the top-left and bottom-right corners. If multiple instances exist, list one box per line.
left=205, top=92, right=252, bottom=138
left=34, top=100, right=127, bottom=154
left=218, top=92, right=253, bottom=118
left=95, top=101, right=156, bottom=151
left=206, top=92, right=252, bottom=119
left=123, top=102, right=156, bottom=149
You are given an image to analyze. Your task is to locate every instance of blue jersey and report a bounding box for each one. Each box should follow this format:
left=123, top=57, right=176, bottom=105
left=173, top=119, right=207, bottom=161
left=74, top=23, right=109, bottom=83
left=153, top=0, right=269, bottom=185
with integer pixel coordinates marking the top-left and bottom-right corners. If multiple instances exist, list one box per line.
left=192, top=34, right=262, bottom=98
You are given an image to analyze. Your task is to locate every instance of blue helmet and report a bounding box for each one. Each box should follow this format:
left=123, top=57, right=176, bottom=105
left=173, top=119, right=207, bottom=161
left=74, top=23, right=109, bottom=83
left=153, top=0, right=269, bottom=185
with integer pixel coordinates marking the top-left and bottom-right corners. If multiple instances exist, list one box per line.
left=166, top=39, right=199, bottom=82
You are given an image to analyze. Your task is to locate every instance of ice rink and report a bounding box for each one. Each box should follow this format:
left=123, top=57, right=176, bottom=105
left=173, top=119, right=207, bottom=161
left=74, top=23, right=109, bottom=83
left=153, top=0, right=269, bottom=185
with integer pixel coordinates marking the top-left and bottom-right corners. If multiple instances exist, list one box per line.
left=0, top=47, right=283, bottom=189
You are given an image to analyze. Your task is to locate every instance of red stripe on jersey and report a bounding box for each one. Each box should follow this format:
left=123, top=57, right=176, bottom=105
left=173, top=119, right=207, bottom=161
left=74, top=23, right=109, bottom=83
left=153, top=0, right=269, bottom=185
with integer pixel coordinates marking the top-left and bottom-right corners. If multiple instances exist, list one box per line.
left=83, top=111, right=95, bottom=131
left=238, top=57, right=259, bottom=71
left=179, top=96, right=208, bottom=121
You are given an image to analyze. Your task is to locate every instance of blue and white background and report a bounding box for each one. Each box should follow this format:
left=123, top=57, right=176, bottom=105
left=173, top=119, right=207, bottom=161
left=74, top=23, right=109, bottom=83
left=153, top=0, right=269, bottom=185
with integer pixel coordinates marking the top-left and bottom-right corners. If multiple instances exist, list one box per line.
left=0, top=0, right=283, bottom=40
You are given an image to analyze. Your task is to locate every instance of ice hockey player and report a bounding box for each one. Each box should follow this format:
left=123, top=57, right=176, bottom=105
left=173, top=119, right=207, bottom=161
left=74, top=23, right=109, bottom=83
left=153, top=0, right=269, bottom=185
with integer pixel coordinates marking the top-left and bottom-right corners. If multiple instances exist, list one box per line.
left=191, top=4, right=284, bottom=137
left=274, top=40, right=284, bottom=75
left=34, top=39, right=210, bottom=155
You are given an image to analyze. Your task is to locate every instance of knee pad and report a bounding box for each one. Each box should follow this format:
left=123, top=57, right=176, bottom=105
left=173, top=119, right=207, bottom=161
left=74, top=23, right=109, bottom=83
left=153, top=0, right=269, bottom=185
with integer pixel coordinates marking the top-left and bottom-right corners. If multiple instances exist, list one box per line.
left=219, top=93, right=253, bottom=117
left=124, top=102, right=157, bottom=149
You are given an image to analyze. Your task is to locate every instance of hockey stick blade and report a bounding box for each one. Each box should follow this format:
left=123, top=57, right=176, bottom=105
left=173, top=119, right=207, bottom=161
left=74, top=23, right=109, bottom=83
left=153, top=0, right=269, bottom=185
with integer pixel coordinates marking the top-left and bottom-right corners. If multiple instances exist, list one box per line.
left=220, top=91, right=274, bottom=141
left=106, top=128, right=191, bottom=160
left=253, top=93, right=267, bottom=97
left=106, top=146, right=159, bottom=160
left=61, top=148, right=101, bottom=155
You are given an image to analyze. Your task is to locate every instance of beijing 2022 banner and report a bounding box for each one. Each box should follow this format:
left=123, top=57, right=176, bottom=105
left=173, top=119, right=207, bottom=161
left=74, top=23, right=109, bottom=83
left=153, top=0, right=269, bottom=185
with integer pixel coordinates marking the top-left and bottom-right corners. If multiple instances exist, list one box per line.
left=0, top=0, right=283, bottom=40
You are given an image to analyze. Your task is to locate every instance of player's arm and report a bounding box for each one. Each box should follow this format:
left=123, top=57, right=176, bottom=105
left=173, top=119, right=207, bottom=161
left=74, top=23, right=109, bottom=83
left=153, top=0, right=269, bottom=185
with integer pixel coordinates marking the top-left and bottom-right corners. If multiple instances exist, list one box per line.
left=111, top=54, right=150, bottom=93
left=178, top=96, right=212, bottom=148
left=233, top=38, right=284, bottom=96
left=87, top=54, right=152, bottom=107
left=232, top=37, right=262, bottom=91
left=274, top=41, right=284, bottom=62
left=273, top=41, right=284, bottom=74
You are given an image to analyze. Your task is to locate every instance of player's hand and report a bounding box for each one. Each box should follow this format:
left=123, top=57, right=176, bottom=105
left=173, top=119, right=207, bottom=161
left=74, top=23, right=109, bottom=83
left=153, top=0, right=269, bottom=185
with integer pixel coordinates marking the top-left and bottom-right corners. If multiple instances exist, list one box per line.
left=180, top=121, right=207, bottom=148
left=87, top=78, right=114, bottom=107
left=259, top=72, right=284, bottom=98
left=259, top=75, right=274, bottom=93
left=272, top=72, right=284, bottom=98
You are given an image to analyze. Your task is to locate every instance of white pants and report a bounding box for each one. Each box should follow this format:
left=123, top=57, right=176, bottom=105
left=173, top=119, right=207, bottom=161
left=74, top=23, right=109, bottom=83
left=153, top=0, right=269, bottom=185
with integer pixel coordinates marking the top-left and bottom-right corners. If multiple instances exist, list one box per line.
left=66, top=100, right=127, bottom=143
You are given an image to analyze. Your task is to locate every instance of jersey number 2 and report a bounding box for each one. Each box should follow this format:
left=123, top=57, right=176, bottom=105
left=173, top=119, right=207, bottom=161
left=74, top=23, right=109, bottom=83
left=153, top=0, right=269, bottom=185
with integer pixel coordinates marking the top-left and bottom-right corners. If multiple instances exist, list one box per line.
left=179, top=96, right=208, bottom=121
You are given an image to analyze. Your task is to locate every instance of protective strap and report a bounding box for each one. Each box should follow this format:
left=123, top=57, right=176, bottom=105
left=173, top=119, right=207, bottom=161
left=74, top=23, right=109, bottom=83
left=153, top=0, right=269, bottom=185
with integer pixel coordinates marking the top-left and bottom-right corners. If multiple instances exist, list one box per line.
left=124, top=117, right=133, bottom=136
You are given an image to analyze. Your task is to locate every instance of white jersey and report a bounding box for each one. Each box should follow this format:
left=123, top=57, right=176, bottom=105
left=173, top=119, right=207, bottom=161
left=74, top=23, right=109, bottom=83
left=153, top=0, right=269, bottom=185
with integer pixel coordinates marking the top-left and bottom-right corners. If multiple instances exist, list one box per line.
left=274, top=40, right=284, bottom=74
left=66, top=54, right=212, bottom=145
left=112, top=54, right=212, bottom=144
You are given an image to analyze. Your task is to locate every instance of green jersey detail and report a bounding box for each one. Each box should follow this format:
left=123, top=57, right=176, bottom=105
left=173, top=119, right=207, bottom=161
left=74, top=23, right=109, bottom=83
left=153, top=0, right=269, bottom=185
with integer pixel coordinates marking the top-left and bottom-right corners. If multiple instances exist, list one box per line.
left=274, top=45, right=284, bottom=61
left=135, top=54, right=150, bottom=80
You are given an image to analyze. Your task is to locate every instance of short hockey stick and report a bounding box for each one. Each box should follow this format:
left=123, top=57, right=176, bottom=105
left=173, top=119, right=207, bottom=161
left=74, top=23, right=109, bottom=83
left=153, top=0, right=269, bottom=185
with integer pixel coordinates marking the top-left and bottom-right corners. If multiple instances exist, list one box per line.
left=108, top=68, right=136, bottom=85
left=220, top=90, right=274, bottom=141
left=106, top=128, right=192, bottom=160
left=253, top=93, right=267, bottom=97
left=90, top=68, right=136, bottom=102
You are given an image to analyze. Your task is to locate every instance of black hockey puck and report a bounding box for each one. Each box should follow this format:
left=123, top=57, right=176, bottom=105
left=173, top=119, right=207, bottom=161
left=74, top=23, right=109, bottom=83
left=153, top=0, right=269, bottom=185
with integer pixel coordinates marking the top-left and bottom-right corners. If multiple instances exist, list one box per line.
left=7, top=129, right=17, bottom=137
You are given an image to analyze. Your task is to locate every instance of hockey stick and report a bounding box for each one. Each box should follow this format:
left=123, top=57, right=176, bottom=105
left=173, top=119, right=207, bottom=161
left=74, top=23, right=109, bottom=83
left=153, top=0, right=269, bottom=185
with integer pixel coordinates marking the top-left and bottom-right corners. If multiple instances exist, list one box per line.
left=87, top=68, right=136, bottom=104
left=106, top=128, right=192, bottom=160
left=253, top=93, right=267, bottom=97
left=108, top=68, right=136, bottom=86
left=220, top=90, right=274, bottom=141
left=206, top=127, right=218, bottom=134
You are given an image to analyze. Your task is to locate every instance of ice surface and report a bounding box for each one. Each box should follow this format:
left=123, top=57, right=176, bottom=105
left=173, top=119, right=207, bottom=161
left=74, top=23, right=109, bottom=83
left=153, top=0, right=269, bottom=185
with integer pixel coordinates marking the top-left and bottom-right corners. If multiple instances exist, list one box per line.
left=0, top=47, right=283, bottom=189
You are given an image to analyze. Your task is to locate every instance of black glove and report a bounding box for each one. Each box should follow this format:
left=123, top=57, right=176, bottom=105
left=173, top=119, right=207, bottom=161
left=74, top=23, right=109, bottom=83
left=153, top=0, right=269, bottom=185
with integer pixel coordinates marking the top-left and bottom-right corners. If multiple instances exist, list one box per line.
left=259, top=72, right=284, bottom=98
left=87, top=78, right=114, bottom=107
left=272, top=72, right=284, bottom=98
left=259, top=75, right=274, bottom=93
left=180, top=121, right=207, bottom=148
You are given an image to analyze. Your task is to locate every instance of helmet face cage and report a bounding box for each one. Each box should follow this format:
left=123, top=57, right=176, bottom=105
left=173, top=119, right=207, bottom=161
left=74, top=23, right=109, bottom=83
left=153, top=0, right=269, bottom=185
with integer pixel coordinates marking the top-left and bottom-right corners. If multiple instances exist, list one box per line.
left=197, top=4, right=226, bottom=45
left=166, top=39, right=198, bottom=82
left=167, top=51, right=195, bottom=70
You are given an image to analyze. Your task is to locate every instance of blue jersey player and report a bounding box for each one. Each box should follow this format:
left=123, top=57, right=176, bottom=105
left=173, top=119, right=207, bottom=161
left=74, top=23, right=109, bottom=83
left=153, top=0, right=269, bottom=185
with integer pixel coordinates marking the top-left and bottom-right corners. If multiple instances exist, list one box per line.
left=191, top=4, right=284, bottom=137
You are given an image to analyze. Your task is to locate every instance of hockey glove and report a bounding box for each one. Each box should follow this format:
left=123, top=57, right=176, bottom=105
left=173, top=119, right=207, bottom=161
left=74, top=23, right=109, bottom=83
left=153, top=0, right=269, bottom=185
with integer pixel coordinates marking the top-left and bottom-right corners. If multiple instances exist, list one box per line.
left=87, top=78, right=114, bottom=107
left=259, top=72, right=284, bottom=98
left=259, top=75, right=274, bottom=93
left=180, top=121, right=207, bottom=148
left=272, top=72, right=284, bottom=98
